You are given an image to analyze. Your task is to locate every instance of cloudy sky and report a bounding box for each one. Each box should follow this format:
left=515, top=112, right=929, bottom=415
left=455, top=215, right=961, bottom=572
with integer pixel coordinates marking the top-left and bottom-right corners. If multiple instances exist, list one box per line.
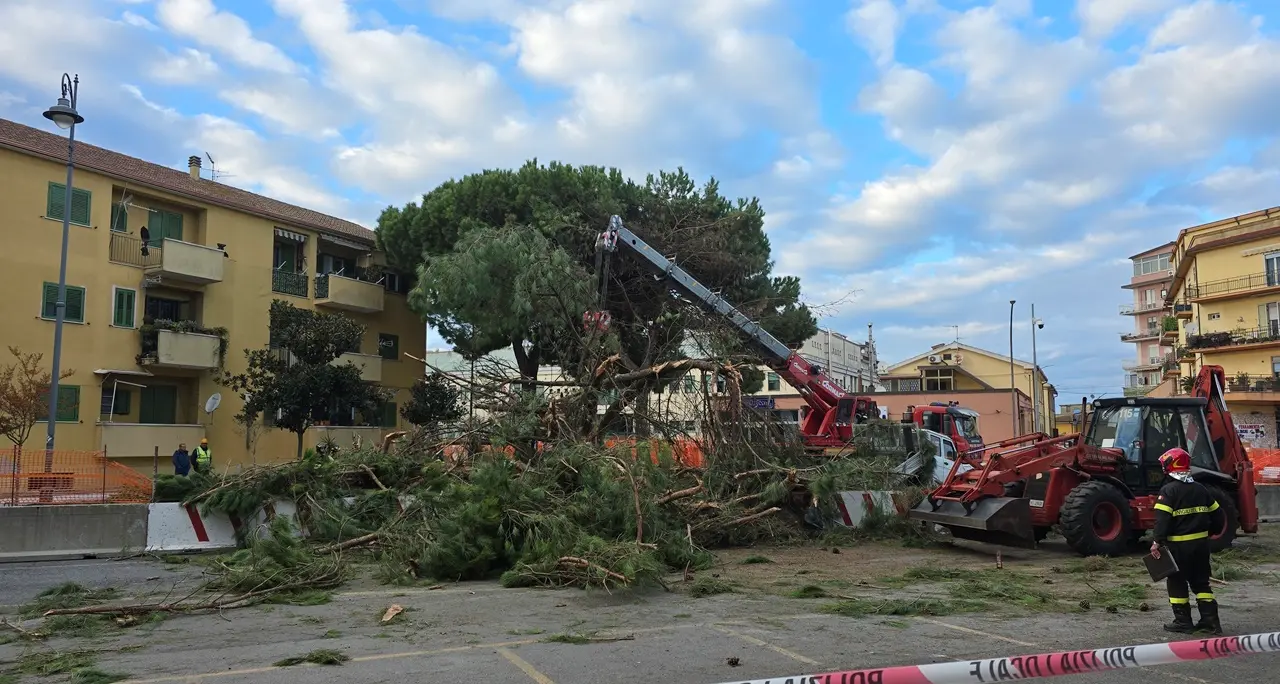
left=2, top=0, right=1279, bottom=403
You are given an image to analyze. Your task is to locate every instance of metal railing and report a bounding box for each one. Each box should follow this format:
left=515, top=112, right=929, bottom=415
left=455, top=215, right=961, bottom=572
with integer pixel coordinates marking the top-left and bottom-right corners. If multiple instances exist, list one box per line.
left=1119, top=301, right=1165, bottom=315
left=1186, top=272, right=1280, bottom=300
left=1122, top=357, right=1165, bottom=371
left=108, top=232, right=163, bottom=268
left=1186, top=325, right=1280, bottom=351
left=272, top=270, right=308, bottom=297
left=1221, top=374, right=1280, bottom=393
left=315, top=274, right=330, bottom=299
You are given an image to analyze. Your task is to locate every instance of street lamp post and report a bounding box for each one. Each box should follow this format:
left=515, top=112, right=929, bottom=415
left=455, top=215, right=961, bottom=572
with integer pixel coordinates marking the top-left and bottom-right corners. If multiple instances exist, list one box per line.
left=1031, top=304, right=1043, bottom=434
left=42, top=73, right=84, bottom=467
left=1009, top=300, right=1017, bottom=436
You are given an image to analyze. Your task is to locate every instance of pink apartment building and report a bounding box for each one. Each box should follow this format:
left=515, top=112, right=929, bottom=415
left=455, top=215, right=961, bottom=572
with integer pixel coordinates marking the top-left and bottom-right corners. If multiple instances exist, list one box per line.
left=1121, top=242, right=1177, bottom=396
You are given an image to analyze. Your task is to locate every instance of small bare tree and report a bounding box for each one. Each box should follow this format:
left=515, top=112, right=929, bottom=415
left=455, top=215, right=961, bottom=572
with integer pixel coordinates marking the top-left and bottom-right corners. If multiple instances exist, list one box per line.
left=0, top=346, right=74, bottom=452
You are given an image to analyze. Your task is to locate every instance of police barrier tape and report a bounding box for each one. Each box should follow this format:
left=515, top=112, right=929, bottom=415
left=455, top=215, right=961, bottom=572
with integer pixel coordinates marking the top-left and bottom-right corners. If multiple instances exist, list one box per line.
left=710, top=631, right=1280, bottom=684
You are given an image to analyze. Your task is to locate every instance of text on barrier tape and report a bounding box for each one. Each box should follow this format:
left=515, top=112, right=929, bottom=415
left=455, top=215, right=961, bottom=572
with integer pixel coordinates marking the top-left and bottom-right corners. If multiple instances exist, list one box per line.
left=711, top=631, right=1280, bottom=684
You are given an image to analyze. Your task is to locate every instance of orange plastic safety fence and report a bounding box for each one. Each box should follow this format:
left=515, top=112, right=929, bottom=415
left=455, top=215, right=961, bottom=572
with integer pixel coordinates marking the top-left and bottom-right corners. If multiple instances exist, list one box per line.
left=1247, top=448, right=1280, bottom=484
left=1, top=447, right=153, bottom=506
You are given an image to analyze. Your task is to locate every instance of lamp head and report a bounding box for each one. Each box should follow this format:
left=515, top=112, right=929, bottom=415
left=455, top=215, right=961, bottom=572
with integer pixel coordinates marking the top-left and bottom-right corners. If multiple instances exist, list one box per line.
left=43, top=97, right=83, bottom=129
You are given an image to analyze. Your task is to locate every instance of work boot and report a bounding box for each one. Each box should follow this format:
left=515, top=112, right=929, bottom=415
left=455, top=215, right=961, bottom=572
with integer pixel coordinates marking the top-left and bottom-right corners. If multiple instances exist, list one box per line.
left=1164, top=603, right=1195, bottom=633
left=1195, top=601, right=1222, bottom=636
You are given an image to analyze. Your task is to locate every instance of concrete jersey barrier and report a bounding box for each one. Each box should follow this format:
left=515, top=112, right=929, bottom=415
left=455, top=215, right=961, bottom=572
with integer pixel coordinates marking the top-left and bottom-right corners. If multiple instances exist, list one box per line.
left=0, top=503, right=148, bottom=562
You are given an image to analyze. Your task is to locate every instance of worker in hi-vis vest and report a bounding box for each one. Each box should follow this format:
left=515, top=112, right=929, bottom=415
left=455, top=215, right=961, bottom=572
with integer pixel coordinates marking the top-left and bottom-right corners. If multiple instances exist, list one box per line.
left=193, top=438, right=212, bottom=474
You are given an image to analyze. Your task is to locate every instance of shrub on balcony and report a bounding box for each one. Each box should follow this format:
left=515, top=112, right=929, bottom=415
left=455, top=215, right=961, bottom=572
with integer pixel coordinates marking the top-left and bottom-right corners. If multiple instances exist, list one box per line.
left=1185, top=331, right=1233, bottom=350
left=137, top=319, right=230, bottom=366
left=1162, top=316, right=1178, bottom=332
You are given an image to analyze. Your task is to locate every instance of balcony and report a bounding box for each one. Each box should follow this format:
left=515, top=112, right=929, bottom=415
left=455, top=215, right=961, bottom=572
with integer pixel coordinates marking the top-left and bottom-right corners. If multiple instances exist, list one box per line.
left=100, top=423, right=205, bottom=461
left=109, top=234, right=225, bottom=285
left=332, top=352, right=382, bottom=382
left=1120, top=329, right=1160, bottom=342
left=1225, top=374, right=1280, bottom=395
left=1120, top=301, right=1166, bottom=315
left=1124, top=385, right=1153, bottom=398
left=1186, top=326, right=1280, bottom=353
left=315, top=274, right=385, bottom=314
left=1185, top=272, right=1280, bottom=302
left=1122, top=357, right=1164, bottom=371
left=272, top=270, right=309, bottom=298
left=139, top=326, right=226, bottom=370
left=1174, top=303, right=1194, bottom=319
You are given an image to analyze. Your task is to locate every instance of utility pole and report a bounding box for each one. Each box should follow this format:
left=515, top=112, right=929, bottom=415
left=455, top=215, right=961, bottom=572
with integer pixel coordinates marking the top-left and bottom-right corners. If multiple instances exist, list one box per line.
left=1031, top=303, right=1040, bottom=434
left=1009, top=300, right=1018, bottom=436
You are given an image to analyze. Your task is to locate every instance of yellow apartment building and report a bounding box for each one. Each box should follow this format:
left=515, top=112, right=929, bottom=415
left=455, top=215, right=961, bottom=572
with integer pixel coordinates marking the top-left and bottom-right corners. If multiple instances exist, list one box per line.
left=878, top=342, right=1056, bottom=442
left=1121, top=242, right=1176, bottom=397
left=0, top=117, right=424, bottom=472
left=1165, top=205, right=1280, bottom=448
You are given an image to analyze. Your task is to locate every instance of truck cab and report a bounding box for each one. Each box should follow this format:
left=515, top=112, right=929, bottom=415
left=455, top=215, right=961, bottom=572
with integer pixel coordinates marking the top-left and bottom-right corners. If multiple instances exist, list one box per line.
left=906, top=403, right=984, bottom=455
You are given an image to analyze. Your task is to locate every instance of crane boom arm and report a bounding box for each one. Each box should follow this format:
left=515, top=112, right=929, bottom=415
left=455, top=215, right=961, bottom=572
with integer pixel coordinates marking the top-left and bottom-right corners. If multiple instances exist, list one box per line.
left=597, top=216, right=872, bottom=443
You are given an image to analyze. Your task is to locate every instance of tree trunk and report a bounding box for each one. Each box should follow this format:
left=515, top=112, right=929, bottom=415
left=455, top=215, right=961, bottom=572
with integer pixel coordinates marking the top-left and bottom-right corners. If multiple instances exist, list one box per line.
left=510, top=338, right=540, bottom=394
left=295, top=431, right=304, bottom=460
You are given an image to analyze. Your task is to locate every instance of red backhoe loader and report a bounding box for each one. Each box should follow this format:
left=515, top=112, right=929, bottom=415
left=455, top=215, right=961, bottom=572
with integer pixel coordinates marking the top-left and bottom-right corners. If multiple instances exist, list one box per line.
left=908, top=365, right=1259, bottom=556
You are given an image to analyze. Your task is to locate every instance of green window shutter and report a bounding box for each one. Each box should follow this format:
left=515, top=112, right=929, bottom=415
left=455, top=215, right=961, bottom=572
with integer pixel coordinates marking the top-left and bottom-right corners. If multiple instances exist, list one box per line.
left=70, top=188, right=91, bottom=225
left=139, top=385, right=178, bottom=424
left=110, top=202, right=128, bottom=232
left=148, top=210, right=164, bottom=246
left=56, top=385, right=81, bottom=422
left=382, top=402, right=398, bottom=428
left=164, top=211, right=184, bottom=241
left=116, top=389, right=132, bottom=415
left=113, top=288, right=136, bottom=327
left=47, top=182, right=66, bottom=219
left=41, top=282, right=58, bottom=319
left=65, top=286, right=85, bottom=323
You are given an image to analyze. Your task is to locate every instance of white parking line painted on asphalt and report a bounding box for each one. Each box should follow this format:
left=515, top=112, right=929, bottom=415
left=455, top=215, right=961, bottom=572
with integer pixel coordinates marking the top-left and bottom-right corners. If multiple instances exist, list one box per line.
left=914, top=616, right=1038, bottom=647
left=711, top=625, right=821, bottom=666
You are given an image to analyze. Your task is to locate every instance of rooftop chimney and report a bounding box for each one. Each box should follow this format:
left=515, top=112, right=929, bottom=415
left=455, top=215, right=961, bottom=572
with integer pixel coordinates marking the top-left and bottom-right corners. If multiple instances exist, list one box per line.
left=188, top=155, right=202, bottom=180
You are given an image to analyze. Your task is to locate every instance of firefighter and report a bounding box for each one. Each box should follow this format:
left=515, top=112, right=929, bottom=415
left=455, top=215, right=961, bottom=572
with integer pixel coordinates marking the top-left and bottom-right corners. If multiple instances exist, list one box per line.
left=1151, top=447, right=1226, bottom=635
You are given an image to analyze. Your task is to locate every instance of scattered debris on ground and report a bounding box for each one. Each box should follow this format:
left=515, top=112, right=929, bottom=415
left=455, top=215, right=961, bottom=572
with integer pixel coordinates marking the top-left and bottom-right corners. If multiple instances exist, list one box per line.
left=273, top=649, right=350, bottom=667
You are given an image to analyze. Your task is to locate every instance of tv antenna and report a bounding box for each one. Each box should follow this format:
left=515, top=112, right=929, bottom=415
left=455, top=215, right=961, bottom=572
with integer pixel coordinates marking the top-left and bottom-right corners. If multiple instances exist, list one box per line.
left=206, top=152, right=234, bottom=182
left=951, top=325, right=960, bottom=342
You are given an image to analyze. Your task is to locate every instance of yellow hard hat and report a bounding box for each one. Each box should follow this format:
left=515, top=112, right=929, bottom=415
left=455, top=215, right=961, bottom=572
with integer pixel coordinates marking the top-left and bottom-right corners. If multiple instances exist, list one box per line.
left=200, top=438, right=208, bottom=445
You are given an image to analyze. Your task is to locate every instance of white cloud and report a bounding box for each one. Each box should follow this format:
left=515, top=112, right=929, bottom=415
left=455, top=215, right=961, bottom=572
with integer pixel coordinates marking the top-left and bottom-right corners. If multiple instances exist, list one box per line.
left=148, top=48, right=219, bottom=85
left=1075, top=0, right=1179, bottom=38
left=847, top=0, right=904, bottom=67
left=121, top=10, right=158, bottom=30
left=156, top=0, right=297, bottom=74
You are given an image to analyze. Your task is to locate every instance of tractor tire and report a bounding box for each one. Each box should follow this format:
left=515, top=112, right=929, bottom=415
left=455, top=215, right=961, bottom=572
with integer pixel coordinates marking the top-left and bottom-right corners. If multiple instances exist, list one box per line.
left=1060, top=481, right=1132, bottom=557
left=1205, top=485, right=1239, bottom=553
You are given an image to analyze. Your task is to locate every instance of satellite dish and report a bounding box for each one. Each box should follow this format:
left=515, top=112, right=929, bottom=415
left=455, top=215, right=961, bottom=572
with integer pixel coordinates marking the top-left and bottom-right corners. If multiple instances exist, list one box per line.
left=204, top=393, right=222, bottom=414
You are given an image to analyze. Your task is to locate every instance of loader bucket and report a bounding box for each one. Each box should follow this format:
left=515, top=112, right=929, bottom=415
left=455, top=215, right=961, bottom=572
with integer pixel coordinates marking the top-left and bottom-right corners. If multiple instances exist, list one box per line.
left=908, top=496, right=1037, bottom=548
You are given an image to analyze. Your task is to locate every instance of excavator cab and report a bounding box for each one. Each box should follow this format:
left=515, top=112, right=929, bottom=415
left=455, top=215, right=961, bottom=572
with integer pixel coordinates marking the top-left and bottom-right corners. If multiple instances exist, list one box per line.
left=1084, top=398, right=1224, bottom=494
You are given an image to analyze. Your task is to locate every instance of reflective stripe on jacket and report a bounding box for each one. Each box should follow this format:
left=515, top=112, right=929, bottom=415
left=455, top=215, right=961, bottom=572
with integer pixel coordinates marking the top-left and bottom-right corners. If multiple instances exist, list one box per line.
left=194, top=446, right=211, bottom=468
left=1152, top=478, right=1225, bottom=543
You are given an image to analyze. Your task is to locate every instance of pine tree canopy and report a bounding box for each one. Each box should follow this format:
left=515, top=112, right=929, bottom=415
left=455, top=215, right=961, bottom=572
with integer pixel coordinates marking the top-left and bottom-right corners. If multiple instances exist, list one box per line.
left=376, top=160, right=818, bottom=388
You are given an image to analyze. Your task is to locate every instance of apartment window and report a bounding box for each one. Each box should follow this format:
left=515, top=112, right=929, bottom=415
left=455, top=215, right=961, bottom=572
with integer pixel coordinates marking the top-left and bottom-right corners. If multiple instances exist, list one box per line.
left=1267, top=253, right=1280, bottom=287
left=1272, top=356, right=1280, bottom=378
left=923, top=368, right=954, bottom=392
left=1261, top=302, right=1280, bottom=336
left=1208, top=312, right=1221, bottom=320
left=110, top=202, right=128, bottom=233
left=47, top=182, right=91, bottom=226
left=715, top=374, right=727, bottom=393
left=112, top=287, right=137, bottom=328
left=100, top=388, right=131, bottom=415
left=146, top=209, right=184, bottom=246
left=683, top=375, right=695, bottom=393
left=41, top=282, right=86, bottom=323
left=380, top=402, right=398, bottom=428
left=41, top=385, right=81, bottom=422
left=1133, top=253, right=1171, bottom=276
left=318, top=254, right=351, bottom=275
left=139, top=385, right=178, bottom=424
left=378, top=333, right=400, bottom=360
left=767, top=373, right=780, bottom=392
left=897, top=378, right=921, bottom=392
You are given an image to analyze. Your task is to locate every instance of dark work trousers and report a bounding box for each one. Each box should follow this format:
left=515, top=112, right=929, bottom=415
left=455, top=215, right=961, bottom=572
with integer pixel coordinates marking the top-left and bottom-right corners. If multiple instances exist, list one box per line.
left=1165, top=539, right=1215, bottom=606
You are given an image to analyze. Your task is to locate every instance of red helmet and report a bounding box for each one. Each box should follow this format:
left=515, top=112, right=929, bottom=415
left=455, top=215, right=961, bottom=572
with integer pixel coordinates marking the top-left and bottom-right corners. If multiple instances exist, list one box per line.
left=1159, top=448, right=1191, bottom=473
